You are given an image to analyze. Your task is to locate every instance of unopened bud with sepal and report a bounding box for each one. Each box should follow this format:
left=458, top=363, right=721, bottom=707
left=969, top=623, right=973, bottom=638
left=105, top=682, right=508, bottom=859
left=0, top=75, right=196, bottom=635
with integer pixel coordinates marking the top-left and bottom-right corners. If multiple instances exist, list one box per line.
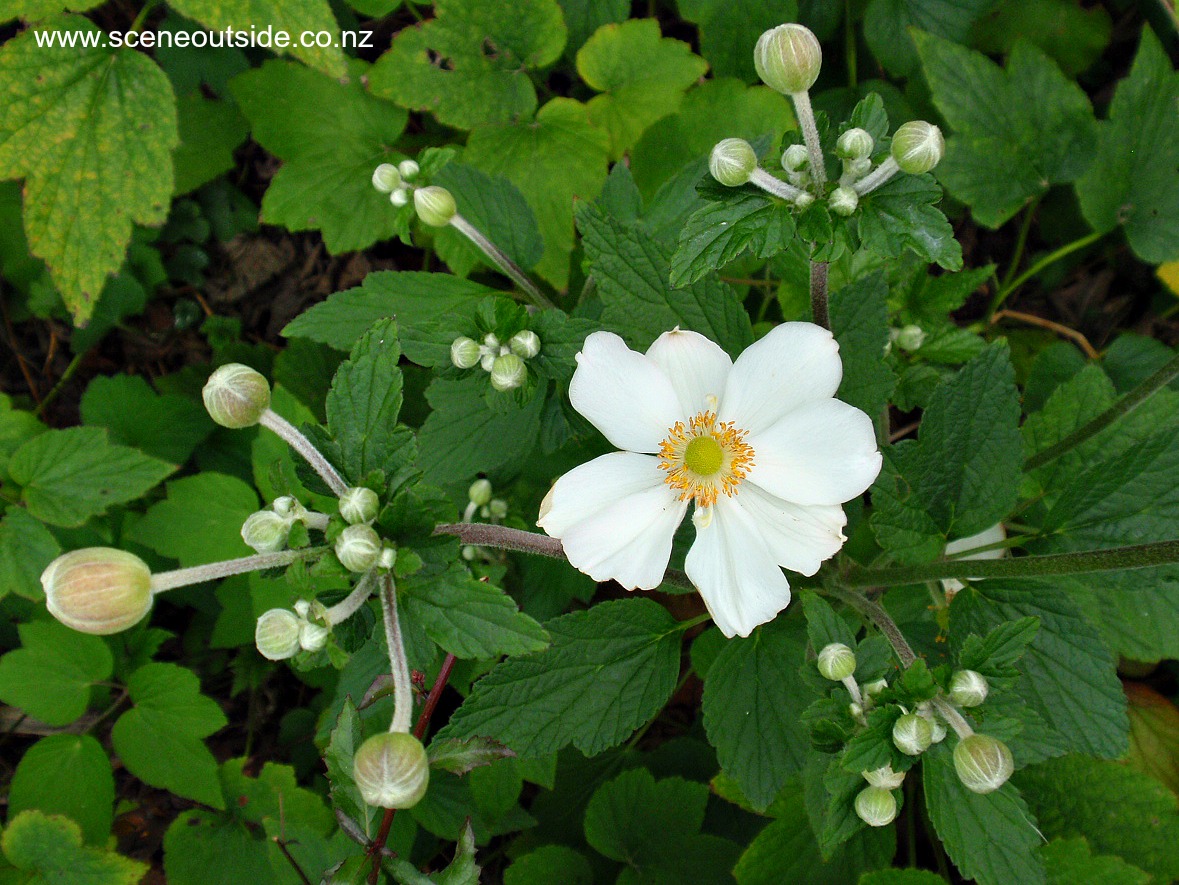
left=353, top=732, right=430, bottom=809
left=854, top=786, right=898, bottom=827
left=451, top=336, right=481, bottom=369
left=949, top=670, right=989, bottom=708
left=863, top=765, right=905, bottom=790
left=203, top=363, right=270, bottom=429
left=837, top=128, right=873, bottom=160
left=339, top=487, right=380, bottom=526
left=953, top=734, right=1014, bottom=794
left=893, top=712, right=933, bottom=756
left=469, top=479, right=493, bottom=507
left=891, top=121, right=945, bottom=174
left=710, top=138, right=758, bottom=187
left=255, top=609, right=302, bottom=660
left=829, top=186, right=859, bottom=216
left=413, top=186, right=456, bottom=227
left=510, top=330, right=541, bottom=359
left=241, top=511, right=291, bottom=553
left=490, top=353, right=527, bottom=392
left=42, top=548, right=153, bottom=635
left=372, top=164, right=401, bottom=193
left=817, top=643, right=856, bottom=681
left=335, top=525, right=382, bottom=573
left=754, top=24, right=822, bottom=94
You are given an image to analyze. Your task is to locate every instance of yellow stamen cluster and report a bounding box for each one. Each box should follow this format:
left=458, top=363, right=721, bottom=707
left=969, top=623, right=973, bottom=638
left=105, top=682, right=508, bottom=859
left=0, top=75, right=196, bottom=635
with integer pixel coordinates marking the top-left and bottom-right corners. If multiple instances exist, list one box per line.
left=658, top=411, right=755, bottom=508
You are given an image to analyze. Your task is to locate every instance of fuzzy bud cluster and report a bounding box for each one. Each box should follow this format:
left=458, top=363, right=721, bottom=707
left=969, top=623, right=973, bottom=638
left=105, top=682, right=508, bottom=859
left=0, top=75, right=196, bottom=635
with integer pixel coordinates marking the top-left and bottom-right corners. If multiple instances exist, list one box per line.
left=450, top=329, right=541, bottom=393
left=336, top=524, right=382, bottom=573
left=373, top=159, right=420, bottom=208
left=254, top=599, right=333, bottom=661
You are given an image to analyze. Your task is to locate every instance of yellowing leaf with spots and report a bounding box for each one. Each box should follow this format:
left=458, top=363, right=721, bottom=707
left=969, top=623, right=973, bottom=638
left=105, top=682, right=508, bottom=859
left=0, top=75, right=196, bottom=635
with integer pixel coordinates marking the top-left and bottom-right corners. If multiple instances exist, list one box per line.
left=0, top=17, right=178, bottom=324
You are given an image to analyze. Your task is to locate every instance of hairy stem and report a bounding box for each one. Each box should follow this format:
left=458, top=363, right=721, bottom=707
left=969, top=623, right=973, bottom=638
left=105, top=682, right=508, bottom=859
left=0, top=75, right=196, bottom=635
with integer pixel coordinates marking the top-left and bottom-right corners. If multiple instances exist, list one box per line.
left=149, top=547, right=325, bottom=594
left=791, top=90, right=826, bottom=185
left=325, top=571, right=376, bottom=625
left=853, top=157, right=899, bottom=196
left=260, top=410, right=348, bottom=496
left=749, top=168, right=811, bottom=203
left=450, top=215, right=555, bottom=310
left=379, top=574, right=413, bottom=735
left=828, top=586, right=917, bottom=667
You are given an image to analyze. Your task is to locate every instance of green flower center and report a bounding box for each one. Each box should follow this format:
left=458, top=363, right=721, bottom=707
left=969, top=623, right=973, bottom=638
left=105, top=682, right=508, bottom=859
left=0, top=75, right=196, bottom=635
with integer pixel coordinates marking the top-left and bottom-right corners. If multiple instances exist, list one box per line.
left=683, top=436, right=724, bottom=476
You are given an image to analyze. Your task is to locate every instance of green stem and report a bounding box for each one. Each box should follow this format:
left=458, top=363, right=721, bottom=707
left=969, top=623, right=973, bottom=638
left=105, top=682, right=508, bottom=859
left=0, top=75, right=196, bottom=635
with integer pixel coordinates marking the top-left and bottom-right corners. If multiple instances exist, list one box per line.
left=149, top=547, right=325, bottom=593
left=827, top=586, right=916, bottom=666
left=987, top=230, right=1103, bottom=315
left=450, top=215, right=555, bottom=310
left=1025, top=348, right=1179, bottom=470
left=33, top=352, right=84, bottom=418
left=843, top=539, right=1179, bottom=588
left=999, top=196, right=1042, bottom=291
left=810, top=259, right=830, bottom=330
left=380, top=574, right=414, bottom=735
left=844, top=0, right=857, bottom=88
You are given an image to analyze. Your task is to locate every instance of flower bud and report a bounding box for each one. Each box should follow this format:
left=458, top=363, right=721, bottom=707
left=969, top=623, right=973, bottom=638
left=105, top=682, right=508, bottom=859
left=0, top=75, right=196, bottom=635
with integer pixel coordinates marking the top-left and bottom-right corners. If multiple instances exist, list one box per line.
left=413, top=186, right=456, bottom=227
left=920, top=704, right=947, bottom=743
left=782, top=144, right=809, bottom=172
left=829, top=186, right=859, bottom=216
left=863, top=765, right=905, bottom=790
left=468, top=478, right=493, bottom=507
left=488, top=498, right=509, bottom=520
left=709, top=138, right=758, bottom=187
left=398, top=159, right=420, bottom=180
left=390, top=189, right=409, bottom=208
left=335, top=524, right=382, bottom=573
left=891, top=324, right=926, bottom=351
left=863, top=678, right=888, bottom=699
left=241, top=511, right=291, bottom=553
left=490, top=353, right=527, bottom=392
left=754, top=24, right=822, bottom=94
left=299, top=620, right=330, bottom=652
left=272, top=496, right=300, bottom=518
left=372, top=163, right=401, bottom=193
left=42, top=548, right=153, bottom=635
left=953, top=734, right=1014, bottom=794
left=793, top=191, right=815, bottom=209
left=378, top=546, right=397, bottom=571
left=353, top=732, right=430, bottom=809
left=846, top=156, right=872, bottom=178
left=949, top=669, right=989, bottom=708
left=509, top=330, right=541, bottom=359
left=451, top=336, right=481, bottom=369
left=837, top=128, right=874, bottom=160
left=891, top=121, right=945, bottom=174
left=255, top=609, right=302, bottom=660
left=854, top=786, right=898, bottom=828
left=202, top=363, right=271, bottom=429
left=817, top=642, right=857, bottom=681
left=339, top=487, right=380, bottom=526
left=892, top=712, right=933, bottom=756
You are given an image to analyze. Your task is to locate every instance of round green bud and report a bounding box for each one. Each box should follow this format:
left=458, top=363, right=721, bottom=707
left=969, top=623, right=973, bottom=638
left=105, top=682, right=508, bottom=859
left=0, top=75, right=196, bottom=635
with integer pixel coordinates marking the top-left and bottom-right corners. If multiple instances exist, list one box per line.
left=782, top=144, right=809, bottom=172
left=378, top=546, right=397, bottom=571
left=272, top=496, right=300, bottom=519
left=353, top=732, right=430, bottom=809
left=398, top=159, right=420, bottom=180
left=241, top=511, right=291, bottom=553
left=488, top=498, right=509, bottom=520
left=390, top=189, right=409, bottom=208
left=490, top=353, right=527, bottom=392
left=299, top=620, right=330, bottom=652
left=451, top=336, right=482, bottom=369
left=255, top=608, right=302, bottom=660
left=854, top=786, right=898, bottom=828
left=829, top=186, right=859, bottom=216
left=846, top=156, right=872, bottom=179
left=793, top=191, right=815, bottom=209
left=339, top=487, right=380, bottom=526
left=891, top=120, right=945, bottom=174
left=754, top=24, right=822, bottom=94
left=202, top=363, right=271, bottom=429
left=920, top=705, right=947, bottom=744
left=953, top=734, right=1014, bottom=794
left=837, top=127, right=874, bottom=160
left=709, top=138, right=758, bottom=187
left=413, top=186, right=456, bottom=227
left=949, top=670, right=989, bottom=708
left=817, top=642, right=857, bottom=681
left=891, top=324, right=926, bottom=351
left=335, top=524, right=382, bottom=573
left=863, top=765, right=905, bottom=790
left=42, top=548, right=153, bottom=635
left=892, top=712, right=933, bottom=756
left=468, top=478, right=493, bottom=507
left=509, top=330, right=541, bottom=359
left=372, top=163, right=401, bottom=193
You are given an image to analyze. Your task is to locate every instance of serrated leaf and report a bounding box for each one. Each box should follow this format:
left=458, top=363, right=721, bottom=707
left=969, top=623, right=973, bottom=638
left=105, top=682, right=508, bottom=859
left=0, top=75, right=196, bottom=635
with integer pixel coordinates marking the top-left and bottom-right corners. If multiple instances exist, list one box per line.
left=577, top=19, right=707, bottom=159
left=830, top=272, right=896, bottom=421
left=1041, top=837, right=1149, bottom=885
left=8, top=426, right=175, bottom=528
left=857, top=173, right=962, bottom=270
left=578, top=200, right=753, bottom=355
left=80, top=374, right=214, bottom=465
left=1076, top=29, right=1179, bottom=263
left=924, top=742, right=1045, bottom=885
left=677, top=0, right=798, bottom=80
left=1071, top=566, right=1179, bottom=663
left=0, top=620, right=113, bottom=727
left=0, top=16, right=178, bottom=323
left=323, top=699, right=378, bottom=839
left=435, top=598, right=683, bottom=757
left=504, top=845, right=594, bottom=885
left=428, top=737, right=517, bottom=776
left=864, top=0, right=994, bottom=77
left=433, top=164, right=544, bottom=277
left=231, top=59, right=408, bottom=254
left=172, top=91, right=248, bottom=196
left=972, top=0, right=1112, bottom=77
left=702, top=618, right=810, bottom=810
left=0, top=507, right=59, bottom=601
left=957, top=616, right=1040, bottom=683
left=584, top=768, right=708, bottom=864
left=8, top=734, right=114, bottom=846
left=1, top=810, right=146, bottom=885
left=915, top=34, right=1097, bottom=228
left=801, top=591, right=858, bottom=652
left=671, top=191, right=798, bottom=287
left=111, top=663, right=227, bottom=808
left=129, top=472, right=259, bottom=567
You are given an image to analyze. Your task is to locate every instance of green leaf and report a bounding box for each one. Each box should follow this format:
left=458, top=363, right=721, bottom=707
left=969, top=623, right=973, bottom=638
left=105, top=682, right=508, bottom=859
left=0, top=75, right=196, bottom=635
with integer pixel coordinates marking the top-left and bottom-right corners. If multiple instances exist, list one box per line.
left=956, top=616, right=1040, bottom=685
left=323, top=699, right=379, bottom=839
left=923, top=742, right=1045, bottom=885
left=433, top=164, right=545, bottom=276
left=1, top=810, right=146, bottom=885
left=428, top=736, right=517, bottom=776
left=702, top=618, right=810, bottom=811
left=436, top=598, right=683, bottom=757
left=585, top=768, right=707, bottom=858
left=578, top=201, right=753, bottom=355
left=231, top=60, right=408, bottom=254
left=1015, top=754, right=1179, bottom=883
left=8, top=735, right=114, bottom=846
left=972, top=0, right=1112, bottom=77
left=1041, top=837, right=1150, bottom=885
left=283, top=271, right=499, bottom=352
left=677, top=0, right=798, bottom=80
left=950, top=580, right=1127, bottom=759
left=801, top=591, right=858, bottom=652
left=80, top=374, right=214, bottom=465
left=0, top=507, right=59, bottom=601
left=8, top=426, right=174, bottom=528
left=0, top=620, right=112, bottom=727
left=111, top=663, right=228, bottom=808
left=859, top=871, right=947, bottom=885
left=0, top=393, right=46, bottom=484
left=172, top=91, right=248, bottom=196
left=167, top=0, right=344, bottom=76
left=162, top=809, right=276, bottom=885
left=671, top=190, right=798, bottom=288
left=401, top=563, right=549, bottom=659
left=577, top=19, right=707, bottom=160
left=465, top=98, right=610, bottom=287
left=1070, top=566, right=1179, bottom=663
left=0, top=17, right=178, bottom=324
left=129, top=472, right=259, bottom=567
left=864, top=0, right=995, bottom=77
left=504, top=845, right=594, bottom=885
left=1076, top=29, right=1179, bottom=263
left=369, top=0, right=565, bottom=129
left=857, top=173, right=962, bottom=269
left=915, top=33, right=1097, bottom=228
left=830, top=272, right=897, bottom=421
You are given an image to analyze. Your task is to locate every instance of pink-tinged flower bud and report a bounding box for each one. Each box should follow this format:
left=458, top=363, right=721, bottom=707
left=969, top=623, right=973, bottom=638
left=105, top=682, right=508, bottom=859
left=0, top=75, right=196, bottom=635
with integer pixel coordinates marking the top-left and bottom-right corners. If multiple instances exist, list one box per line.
left=953, top=734, right=1013, bottom=794
left=854, top=786, right=898, bottom=827
left=754, top=24, right=822, bottom=94
left=353, top=732, right=430, bottom=809
left=42, top=548, right=153, bottom=635
left=891, top=121, right=945, bottom=174
left=202, top=363, right=271, bottom=429
left=413, top=186, right=456, bottom=227
left=709, top=138, right=758, bottom=187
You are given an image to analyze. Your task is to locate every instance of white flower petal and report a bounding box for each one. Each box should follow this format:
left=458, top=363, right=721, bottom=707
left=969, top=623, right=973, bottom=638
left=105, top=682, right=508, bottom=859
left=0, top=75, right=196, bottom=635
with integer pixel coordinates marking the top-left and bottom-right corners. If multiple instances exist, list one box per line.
left=942, top=523, right=1006, bottom=594
left=560, top=484, right=688, bottom=591
left=737, top=483, right=847, bottom=576
left=718, top=322, right=843, bottom=436
left=645, top=329, right=733, bottom=416
left=685, top=498, right=793, bottom=638
left=569, top=331, right=682, bottom=454
left=538, top=452, right=664, bottom=538
left=746, top=399, right=882, bottom=505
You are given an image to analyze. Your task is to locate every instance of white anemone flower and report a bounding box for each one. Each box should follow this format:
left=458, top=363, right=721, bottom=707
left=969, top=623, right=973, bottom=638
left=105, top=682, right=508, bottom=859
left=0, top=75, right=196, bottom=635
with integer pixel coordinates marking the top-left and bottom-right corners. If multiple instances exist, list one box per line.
left=538, top=325, right=883, bottom=638
left=941, top=523, right=1007, bottom=599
